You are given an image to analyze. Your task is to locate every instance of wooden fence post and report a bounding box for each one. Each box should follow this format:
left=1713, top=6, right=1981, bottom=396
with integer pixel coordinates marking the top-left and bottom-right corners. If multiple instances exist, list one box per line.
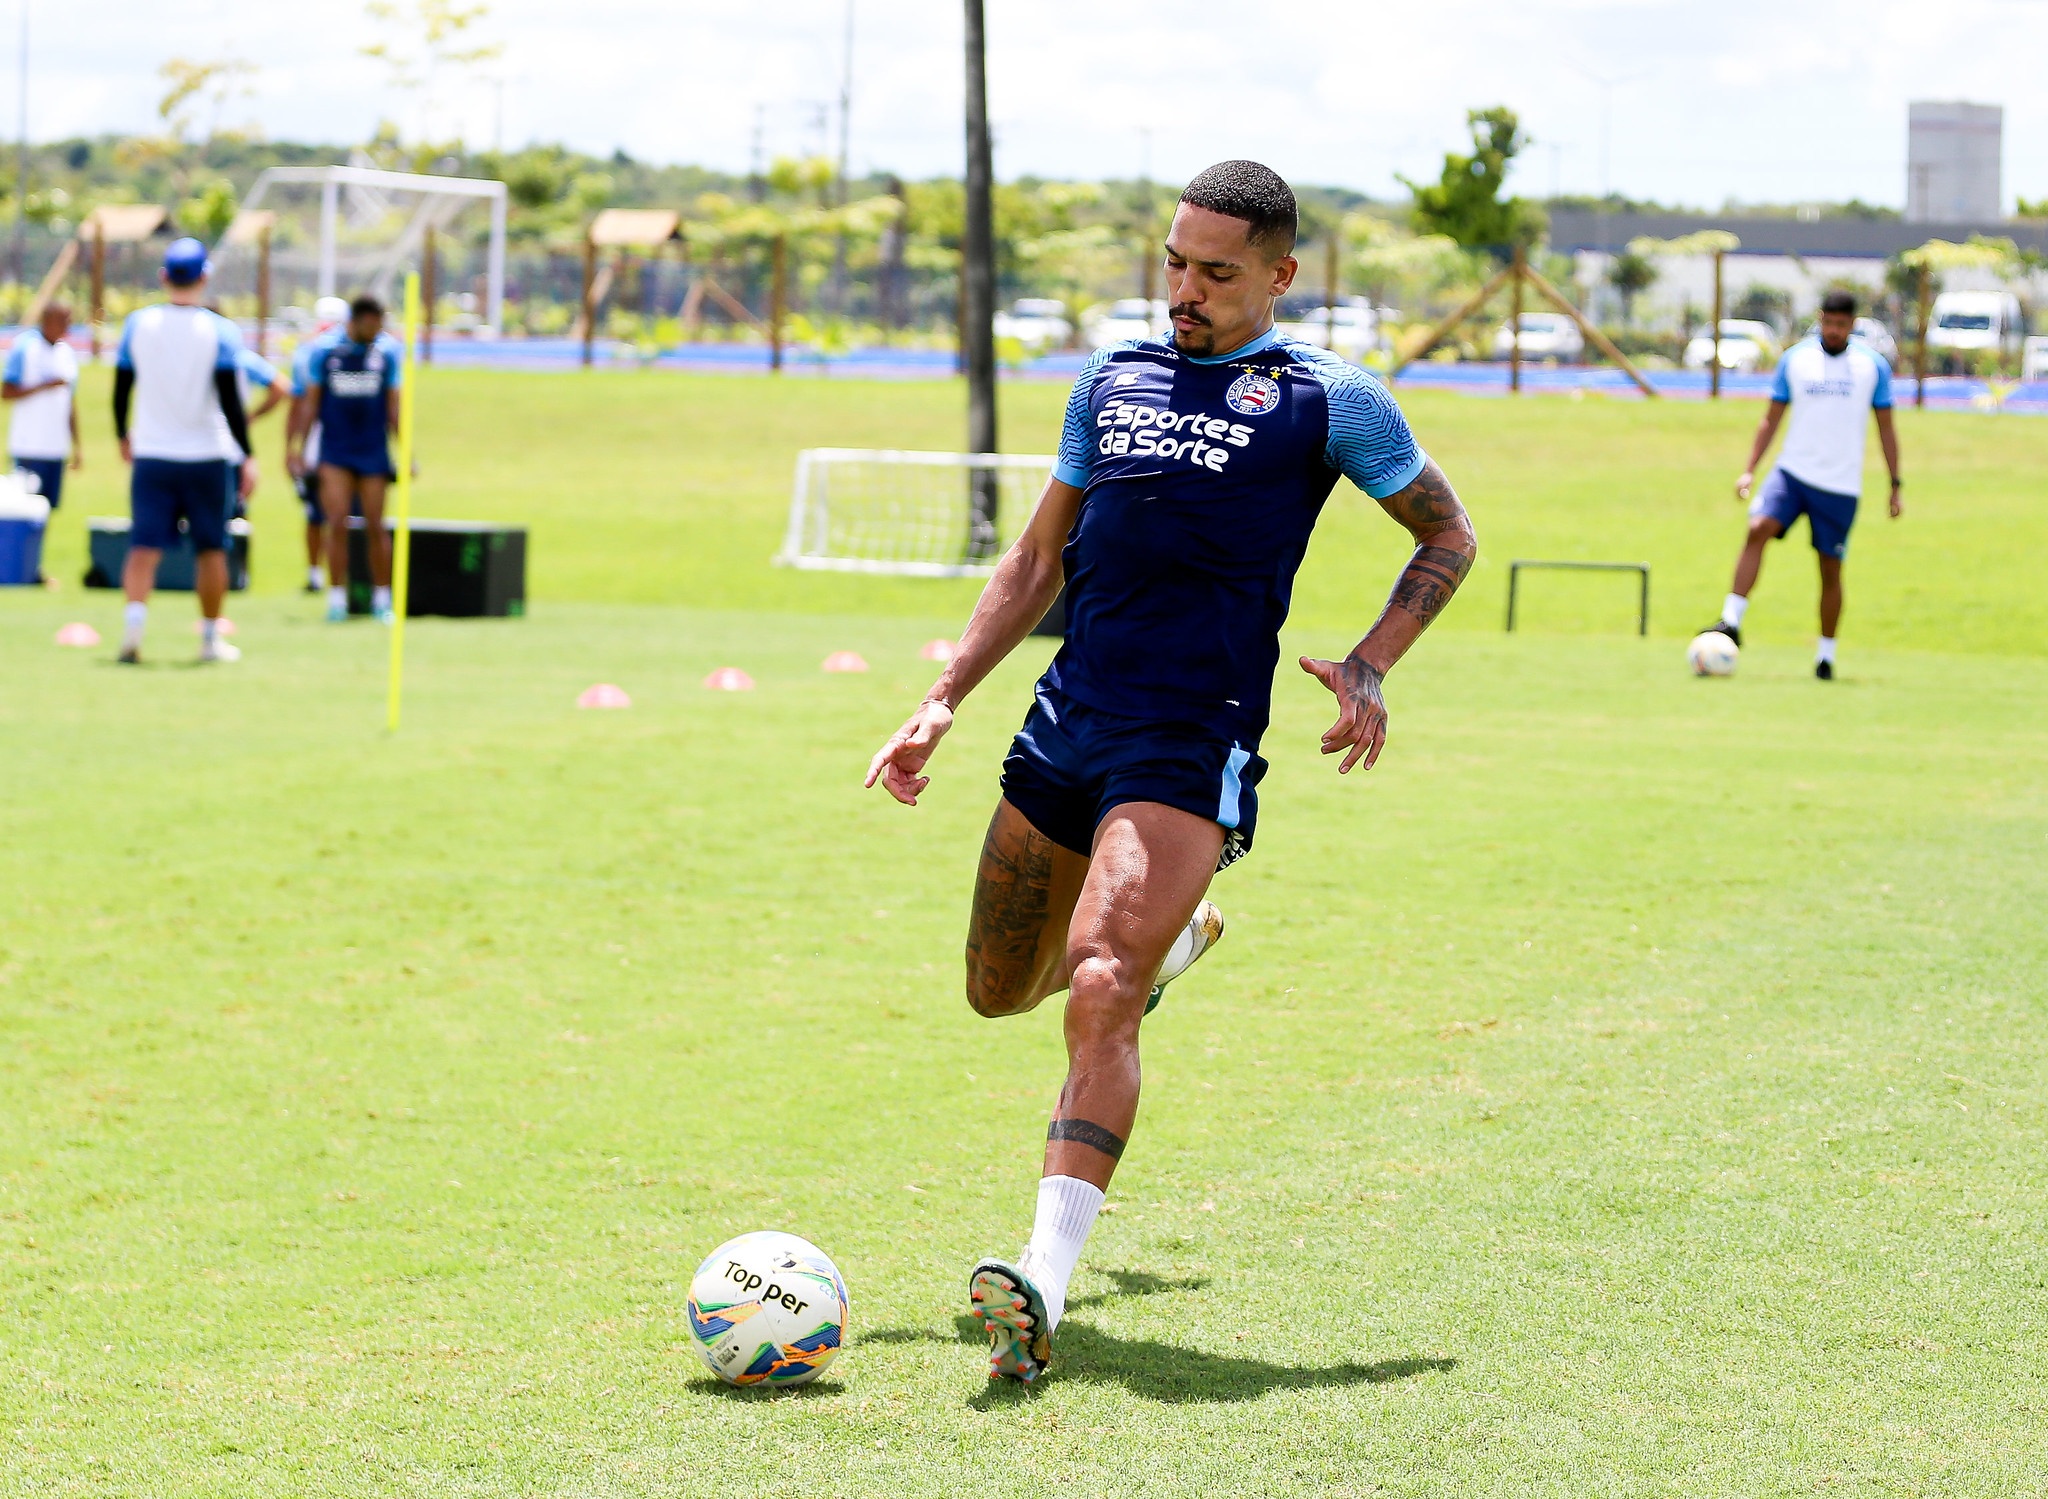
left=580, top=234, right=598, bottom=368
left=1510, top=247, right=1525, bottom=393
left=770, top=233, right=787, bottom=373
left=1710, top=249, right=1723, bottom=400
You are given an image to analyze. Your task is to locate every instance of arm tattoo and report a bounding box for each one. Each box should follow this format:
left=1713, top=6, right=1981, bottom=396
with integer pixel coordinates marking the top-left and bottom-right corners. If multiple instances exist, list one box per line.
left=1384, top=459, right=1465, bottom=529
left=1047, top=1117, right=1126, bottom=1160
left=1389, top=543, right=1474, bottom=629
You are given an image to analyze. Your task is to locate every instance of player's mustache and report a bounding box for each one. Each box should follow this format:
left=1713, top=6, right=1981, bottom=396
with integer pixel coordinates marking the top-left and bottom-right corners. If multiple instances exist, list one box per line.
left=1168, top=303, right=1211, bottom=326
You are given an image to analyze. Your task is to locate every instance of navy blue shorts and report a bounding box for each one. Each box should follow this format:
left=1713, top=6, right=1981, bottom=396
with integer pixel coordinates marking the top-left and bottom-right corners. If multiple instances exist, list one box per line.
left=1000, top=682, right=1265, bottom=870
left=15, top=457, right=64, bottom=508
left=319, top=454, right=395, bottom=482
left=1755, top=468, right=1858, bottom=559
left=131, top=458, right=233, bottom=552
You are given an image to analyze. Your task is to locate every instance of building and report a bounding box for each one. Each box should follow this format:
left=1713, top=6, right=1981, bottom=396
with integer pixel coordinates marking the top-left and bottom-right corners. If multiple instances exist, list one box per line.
left=1907, top=102, right=2002, bottom=223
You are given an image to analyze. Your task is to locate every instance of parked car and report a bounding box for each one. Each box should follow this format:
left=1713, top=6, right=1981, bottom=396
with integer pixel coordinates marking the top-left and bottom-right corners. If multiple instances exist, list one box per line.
left=1276, top=302, right=1380, bottom=361
left=1490, top=312, right=1584, bottom=362
left=993, top=297, right=1072, bottom=354
left=1083, top=297, right=1167, bottom=348
left=1791, top=315, right=1899, bottom=365
left=1927, top=291, right=2024, bottom=366
left=1683, top=319, right=1781, bottom=373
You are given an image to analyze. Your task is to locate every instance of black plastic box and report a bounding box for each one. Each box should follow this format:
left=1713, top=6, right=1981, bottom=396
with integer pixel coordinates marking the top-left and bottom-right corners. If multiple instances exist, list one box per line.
left=85, top=516, right=250, bottom=591
left=347, top=518, right=526, bottom=617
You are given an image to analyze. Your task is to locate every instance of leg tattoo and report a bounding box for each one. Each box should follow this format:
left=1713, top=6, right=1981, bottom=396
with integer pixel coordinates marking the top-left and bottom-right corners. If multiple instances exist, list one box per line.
left=1047, top=1117, right=1126, bottom=1161
left=965, top=816, right=1057, bottom=1015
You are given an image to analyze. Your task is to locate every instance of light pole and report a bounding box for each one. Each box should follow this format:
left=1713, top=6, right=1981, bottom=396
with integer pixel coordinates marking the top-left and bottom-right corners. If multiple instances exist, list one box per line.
left=961, top=0, right=999, bottom=557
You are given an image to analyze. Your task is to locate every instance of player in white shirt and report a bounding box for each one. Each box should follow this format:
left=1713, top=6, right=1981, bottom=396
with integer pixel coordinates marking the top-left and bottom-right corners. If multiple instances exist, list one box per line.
left=3, top=301, right=82, bottom=541
left=1704, top=290, right=1902, bottom=680
left=111, top=238, right=259, bottom=664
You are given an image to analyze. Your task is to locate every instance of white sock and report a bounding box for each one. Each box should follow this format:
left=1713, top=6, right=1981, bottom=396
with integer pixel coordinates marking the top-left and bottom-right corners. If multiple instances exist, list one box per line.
left=373, top=585, right=392, bottom=613
left=122, top=601, right=147, bottom=650
left=328, top=586, right=347, bottom=612
left=308, top=564, right=323, bottom=587
left=200, top=616, right=219, bottom=647
left=1722, top=593, right=1749, bottom=628
left=1016, top=1173, right=1105, bottom=1333
left=1816, top=636, right=1837, bottom=665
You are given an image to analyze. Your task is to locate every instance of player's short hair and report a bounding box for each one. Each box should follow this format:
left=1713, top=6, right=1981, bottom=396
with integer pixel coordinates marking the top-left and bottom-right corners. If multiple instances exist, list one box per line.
left=1819, top=290, right=1857, bottom=316
left=349, top=294, right=386, bottom=321
left=1179, top=160, right=1298, bottom=258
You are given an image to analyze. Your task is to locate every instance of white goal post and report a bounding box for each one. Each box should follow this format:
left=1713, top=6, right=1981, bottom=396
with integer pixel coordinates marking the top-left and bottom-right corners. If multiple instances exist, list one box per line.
left=775, top=448, right=1056, bottom=577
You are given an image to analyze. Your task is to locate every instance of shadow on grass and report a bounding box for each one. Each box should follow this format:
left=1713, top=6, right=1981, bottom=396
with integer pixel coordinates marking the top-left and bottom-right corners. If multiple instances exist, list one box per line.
left=862, top=1267, right=1454, bottom=1405
left=684, top=1375, right=849, bottom=1401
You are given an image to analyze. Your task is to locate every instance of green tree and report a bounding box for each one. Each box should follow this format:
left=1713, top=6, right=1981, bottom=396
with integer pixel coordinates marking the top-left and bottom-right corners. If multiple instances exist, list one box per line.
left=1606, top=249, right=1656, bottom=327
left=361, top=0, right=501, bottom=144
left=1400, top=106, right=1544, bottom=256
left=179, top=178, right=238, bottom=240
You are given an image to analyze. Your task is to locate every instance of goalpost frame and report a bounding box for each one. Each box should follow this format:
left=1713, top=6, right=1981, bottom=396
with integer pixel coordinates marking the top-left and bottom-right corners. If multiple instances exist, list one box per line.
left=239, top=165, right=509, bottom=336
left=776, top=448, right=1056, bottom=578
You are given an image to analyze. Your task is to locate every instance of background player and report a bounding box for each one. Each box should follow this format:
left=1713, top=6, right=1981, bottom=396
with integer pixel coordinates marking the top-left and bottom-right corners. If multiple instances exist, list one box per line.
left=286, top=295, right=351, bottom=592
left=1703, top=289, right=1901, bottom=679
left=112, top=239, right=257, bottom=664
left=864, top=161, right=1476, bottom=1384
left=4, top=301, right=81, bottom=545
left=289, top=294, right=403, bottom=622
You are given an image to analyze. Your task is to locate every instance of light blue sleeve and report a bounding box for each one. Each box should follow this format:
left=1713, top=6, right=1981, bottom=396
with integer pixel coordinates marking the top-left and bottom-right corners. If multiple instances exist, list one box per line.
left=1054, top=345, right=1114, bottom=488
left=3, top=340, right=25, bottom=385
left=238, top=348, right=281, bottom=388
left=1315, top=359, right=1426, bottom=498
left=209, top=310, right=244, bottom=370
left=290, top=335, right=325, bottom=396
left=381, top=331, right=405, bottom=390
left=115, top=313, right=139, bottom=371
left=1869, top=350, right=1894, bottom=409
left=1769, top=352, right=1792, bottom=404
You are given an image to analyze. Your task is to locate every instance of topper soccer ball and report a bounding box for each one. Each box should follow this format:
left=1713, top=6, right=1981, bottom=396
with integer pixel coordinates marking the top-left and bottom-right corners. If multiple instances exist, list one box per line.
left=686, top=1231, right=848, bottom=1388
left=1687, top=631, right=1739, bottom=677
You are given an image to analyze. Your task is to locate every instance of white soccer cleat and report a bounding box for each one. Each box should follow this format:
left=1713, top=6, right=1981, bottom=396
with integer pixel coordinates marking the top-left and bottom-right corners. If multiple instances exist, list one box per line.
left=199, top=637, right=241, bottom=664
left=1146, top=900, right=1224, bottom=1015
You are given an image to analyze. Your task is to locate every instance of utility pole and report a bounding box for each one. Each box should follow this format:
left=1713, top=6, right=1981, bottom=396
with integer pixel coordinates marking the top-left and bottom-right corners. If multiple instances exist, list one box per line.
left=829, top=0, right=853, bottom=311
left=961, top=0, right=999, bottom=558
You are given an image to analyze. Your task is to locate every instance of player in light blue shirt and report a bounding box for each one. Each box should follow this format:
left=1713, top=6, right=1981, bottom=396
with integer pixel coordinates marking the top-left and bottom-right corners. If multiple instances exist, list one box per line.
left=1703, top=289, right=1903, bottom=679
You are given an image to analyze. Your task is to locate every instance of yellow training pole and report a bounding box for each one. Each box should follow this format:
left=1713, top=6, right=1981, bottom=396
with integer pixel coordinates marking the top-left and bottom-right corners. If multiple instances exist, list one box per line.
left=387, top=271, right=420, bottom=732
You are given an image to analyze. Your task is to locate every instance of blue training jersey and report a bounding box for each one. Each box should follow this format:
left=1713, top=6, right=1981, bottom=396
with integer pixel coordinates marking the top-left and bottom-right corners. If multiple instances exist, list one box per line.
left=1047, top=327, right=1425, bottom=741
left=299, top=329, right=402, bottom=473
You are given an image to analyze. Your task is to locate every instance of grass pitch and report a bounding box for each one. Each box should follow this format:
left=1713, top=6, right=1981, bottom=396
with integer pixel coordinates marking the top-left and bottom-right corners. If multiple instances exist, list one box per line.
left=5, top=371, right=2047, bottom=1495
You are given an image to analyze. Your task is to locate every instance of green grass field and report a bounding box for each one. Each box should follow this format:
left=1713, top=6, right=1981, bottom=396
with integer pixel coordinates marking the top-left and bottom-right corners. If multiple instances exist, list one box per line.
left=5, top=370, right=2047, bottom=1496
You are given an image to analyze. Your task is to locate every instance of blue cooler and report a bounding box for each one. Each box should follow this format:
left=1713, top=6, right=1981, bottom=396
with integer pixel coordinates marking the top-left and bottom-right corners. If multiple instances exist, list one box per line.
left=0, top=480, right=50, bottom=585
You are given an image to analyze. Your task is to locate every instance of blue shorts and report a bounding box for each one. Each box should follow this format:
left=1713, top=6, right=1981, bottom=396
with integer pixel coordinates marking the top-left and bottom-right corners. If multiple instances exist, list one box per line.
left=131, top=458, right=233, bottom=552
left=15, top=457, right=64, bottom=508
left=1755, top=468, right=1858, bottom=559
left=319, top=454, right=395, bottom=482
left=1000, top=682, right=1265, bottom=870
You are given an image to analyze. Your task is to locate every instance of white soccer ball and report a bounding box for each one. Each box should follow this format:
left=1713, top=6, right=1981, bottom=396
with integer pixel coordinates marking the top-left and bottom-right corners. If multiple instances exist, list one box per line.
left=1687, top=631, right=1739, bottom=677
left=686, top=1231, right=849, bottom=1388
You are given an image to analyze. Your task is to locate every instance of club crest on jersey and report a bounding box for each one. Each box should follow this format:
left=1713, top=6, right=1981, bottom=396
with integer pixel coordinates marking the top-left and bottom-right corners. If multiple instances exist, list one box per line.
left=1225, top=371, right=1281, bottom=416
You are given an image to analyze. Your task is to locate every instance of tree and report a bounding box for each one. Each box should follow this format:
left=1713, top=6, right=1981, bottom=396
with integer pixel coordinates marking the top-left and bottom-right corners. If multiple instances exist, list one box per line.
left=157, top=58, right=256, bottom=146
left=1400, top=106, right=1544, bottom=257
left=361, top=0, right=501, bottom=145
left=1606, top=249, right=1656, bottom=327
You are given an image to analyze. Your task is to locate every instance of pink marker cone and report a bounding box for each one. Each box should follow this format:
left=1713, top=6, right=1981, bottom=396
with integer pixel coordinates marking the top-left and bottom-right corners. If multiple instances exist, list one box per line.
left=576, top=683, right=631, bottom=709
left=55, top=622, right=100, bottom=647
left=920, top=638, right=957, bottom=662
left=703, top=667, right=755, bottom=691
left=821, top=650, right=869, bottom=673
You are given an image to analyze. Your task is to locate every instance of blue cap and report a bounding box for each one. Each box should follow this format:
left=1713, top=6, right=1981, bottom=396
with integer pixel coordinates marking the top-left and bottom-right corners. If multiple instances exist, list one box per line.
left=163, top=237, right=209, bottom=286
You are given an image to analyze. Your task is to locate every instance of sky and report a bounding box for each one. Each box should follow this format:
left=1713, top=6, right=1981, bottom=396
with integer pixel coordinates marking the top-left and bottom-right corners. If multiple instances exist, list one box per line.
left=23, top=0, right=2048, bottom=210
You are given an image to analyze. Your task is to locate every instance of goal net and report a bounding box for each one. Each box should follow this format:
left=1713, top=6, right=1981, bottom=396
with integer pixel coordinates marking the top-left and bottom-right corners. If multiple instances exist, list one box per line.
left=775, top=449, right=1055, bottom=577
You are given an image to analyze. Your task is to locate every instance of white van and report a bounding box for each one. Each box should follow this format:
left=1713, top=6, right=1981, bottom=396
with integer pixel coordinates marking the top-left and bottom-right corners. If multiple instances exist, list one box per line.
left=1927, top=291, right=2024, bottom=366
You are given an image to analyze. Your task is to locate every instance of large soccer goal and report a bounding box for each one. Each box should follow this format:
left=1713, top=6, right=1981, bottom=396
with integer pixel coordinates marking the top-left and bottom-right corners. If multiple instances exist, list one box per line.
left=775, top=448, right=1055, bottom=576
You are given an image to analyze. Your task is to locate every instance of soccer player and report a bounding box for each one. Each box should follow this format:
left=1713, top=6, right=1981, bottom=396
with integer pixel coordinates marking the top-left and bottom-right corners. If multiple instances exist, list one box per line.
left=864, top=161, right=1477, bottom=1383
left=286, top=295, right=351, bottom=592
left=4, top=301, right=81, bottom=528
left=1703, top=290, right=1902, bottom=680
left=289, top=294, right=403, bottom=622
left=112, top=239, right=257, bottom=665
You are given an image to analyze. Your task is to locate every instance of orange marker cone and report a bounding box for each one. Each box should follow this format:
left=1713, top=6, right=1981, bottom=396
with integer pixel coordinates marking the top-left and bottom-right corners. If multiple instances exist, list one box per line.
left=822, top=651, right=869, bottom=673
left=920, top=638, right=957, bottom=662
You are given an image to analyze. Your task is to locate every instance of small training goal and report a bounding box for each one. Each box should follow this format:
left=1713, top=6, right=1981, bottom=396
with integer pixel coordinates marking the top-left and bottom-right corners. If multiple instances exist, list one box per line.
left=775, top=448, right=1055, bottom=577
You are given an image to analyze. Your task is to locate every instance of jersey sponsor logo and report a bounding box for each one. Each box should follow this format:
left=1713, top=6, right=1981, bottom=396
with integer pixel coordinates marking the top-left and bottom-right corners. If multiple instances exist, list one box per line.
left=326, top=366, right=383, bottom=398
left=1095, top=399, right=1253, bottom=470
left=1225, top=371, right=1281, bottom=416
